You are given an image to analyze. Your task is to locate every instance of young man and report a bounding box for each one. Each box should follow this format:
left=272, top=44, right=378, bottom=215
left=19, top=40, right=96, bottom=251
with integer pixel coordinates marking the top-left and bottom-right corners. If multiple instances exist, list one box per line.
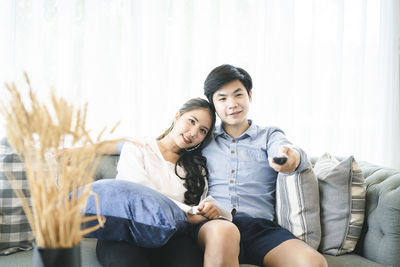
left=201, top=64, right=327, bottom=267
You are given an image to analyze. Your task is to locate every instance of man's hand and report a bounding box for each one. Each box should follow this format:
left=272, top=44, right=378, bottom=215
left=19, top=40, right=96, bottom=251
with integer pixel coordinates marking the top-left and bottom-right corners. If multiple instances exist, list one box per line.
left=268, top=146, right=300, bottom=174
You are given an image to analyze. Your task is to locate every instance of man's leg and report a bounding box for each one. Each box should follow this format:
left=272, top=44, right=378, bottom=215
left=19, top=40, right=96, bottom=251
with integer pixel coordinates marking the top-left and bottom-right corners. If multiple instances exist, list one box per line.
left=197, top=219, right=241, bottom=267
left=263, top=239, right=327, bottom=267
left=233, top=213, right=327, bottom=267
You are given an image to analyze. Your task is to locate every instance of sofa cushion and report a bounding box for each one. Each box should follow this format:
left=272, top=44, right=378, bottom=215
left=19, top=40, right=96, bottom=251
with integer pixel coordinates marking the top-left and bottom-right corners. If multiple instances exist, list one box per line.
left=323, top=254, right=387, bottom=267
left=1, top=237, right=387, bottom=267
left=84, top=179, right=189, bottom=248
left=0, top=138, right=33, bottom=255
left=275, top=162, right=321, bottom=249
left=314, top=153, right=366, bottom=255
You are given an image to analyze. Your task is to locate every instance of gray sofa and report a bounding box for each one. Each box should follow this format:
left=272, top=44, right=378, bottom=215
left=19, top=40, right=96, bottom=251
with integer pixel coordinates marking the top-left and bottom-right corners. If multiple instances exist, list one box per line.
left=3, top=155, right=399, bottom=267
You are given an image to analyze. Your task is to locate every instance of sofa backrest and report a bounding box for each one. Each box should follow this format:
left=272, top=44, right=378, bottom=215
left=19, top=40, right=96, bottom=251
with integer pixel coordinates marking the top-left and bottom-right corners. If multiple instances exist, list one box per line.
left=94, top=155, right=120, bottom=180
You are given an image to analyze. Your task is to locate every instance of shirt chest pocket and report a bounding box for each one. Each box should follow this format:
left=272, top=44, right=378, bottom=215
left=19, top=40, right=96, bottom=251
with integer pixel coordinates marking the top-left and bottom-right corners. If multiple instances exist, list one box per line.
left=240, top=149, right=268, bottom=163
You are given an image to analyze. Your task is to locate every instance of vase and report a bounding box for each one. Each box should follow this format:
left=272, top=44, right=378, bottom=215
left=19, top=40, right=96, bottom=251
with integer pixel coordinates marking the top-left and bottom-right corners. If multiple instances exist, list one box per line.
left=32, top=242, right=81, bottom=267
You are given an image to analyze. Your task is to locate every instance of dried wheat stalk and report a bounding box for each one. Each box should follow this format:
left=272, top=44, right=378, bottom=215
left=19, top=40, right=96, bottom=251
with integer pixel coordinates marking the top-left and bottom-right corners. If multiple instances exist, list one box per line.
left=0, top=73, right=121, bottom=248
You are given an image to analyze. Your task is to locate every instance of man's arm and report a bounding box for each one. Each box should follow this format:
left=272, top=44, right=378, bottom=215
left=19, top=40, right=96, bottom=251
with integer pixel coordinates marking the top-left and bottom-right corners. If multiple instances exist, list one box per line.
left=268, top=145, right=305, bottom=174
left=266, top=128, right=308, bottom=174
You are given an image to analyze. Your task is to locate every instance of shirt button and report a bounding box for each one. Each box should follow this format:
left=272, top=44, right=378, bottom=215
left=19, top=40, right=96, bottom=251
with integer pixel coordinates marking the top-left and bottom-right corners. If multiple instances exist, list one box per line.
left=231, top=150, right=235, bottom=154
left=231, top=170, right=235, bottom=173
left=233, top=204, right=237, bottom=208
left=230, top=179, right=234, bottom=184
left=232, top=140, right=236, bottom=143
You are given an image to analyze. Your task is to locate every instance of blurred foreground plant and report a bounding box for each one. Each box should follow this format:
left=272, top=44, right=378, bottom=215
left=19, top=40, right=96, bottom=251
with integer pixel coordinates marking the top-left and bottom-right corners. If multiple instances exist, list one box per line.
left=0, top=73, right=120, bottom=248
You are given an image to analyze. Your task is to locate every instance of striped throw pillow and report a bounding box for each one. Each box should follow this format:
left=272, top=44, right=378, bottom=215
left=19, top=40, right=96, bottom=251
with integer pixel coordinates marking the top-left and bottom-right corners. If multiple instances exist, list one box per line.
left=276, top=162, right=321, bottom=250
left=314, top=153, right=366, bottom=255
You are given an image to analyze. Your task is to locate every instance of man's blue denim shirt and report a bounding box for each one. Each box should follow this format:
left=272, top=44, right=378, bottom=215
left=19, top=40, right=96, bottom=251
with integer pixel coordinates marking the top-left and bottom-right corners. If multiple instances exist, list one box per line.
left=202, top=120, right=308, bottom=221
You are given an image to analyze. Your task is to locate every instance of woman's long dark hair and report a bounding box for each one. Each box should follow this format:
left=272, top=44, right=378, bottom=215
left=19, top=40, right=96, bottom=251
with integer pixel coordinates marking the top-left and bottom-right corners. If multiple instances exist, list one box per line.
left=157, top=98, right=216, bottom=205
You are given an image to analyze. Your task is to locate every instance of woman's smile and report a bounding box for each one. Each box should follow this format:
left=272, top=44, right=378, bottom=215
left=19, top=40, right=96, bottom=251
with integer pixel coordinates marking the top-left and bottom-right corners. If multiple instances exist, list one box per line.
left=182, top=134, right=192, bottom=144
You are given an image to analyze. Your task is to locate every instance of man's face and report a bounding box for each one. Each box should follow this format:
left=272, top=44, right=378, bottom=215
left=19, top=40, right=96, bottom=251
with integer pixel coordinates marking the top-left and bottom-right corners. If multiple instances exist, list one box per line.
left=212, top=80, right=252, bottom=127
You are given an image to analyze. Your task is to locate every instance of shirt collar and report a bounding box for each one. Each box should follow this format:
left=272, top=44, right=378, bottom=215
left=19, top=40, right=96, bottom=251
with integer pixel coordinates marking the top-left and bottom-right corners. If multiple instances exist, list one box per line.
left=214, top=120, right=258, bottom=140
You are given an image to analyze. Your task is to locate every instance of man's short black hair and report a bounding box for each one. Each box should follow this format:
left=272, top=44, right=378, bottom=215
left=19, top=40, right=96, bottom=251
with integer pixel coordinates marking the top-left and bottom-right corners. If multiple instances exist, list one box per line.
left=203, top=64, right=253, bottom=106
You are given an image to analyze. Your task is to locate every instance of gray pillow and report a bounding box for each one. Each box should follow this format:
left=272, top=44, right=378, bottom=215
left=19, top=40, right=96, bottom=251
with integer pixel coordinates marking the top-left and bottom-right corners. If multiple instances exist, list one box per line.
left=276, top=162, right=321, bottom=250
left=314, top=153, right=366, bottom=255
left=0, top=138, right=33, bottom=255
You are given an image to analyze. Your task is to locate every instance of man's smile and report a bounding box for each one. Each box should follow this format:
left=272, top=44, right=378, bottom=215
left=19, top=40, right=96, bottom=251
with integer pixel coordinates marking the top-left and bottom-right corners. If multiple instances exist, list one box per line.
left=228, top=110, right=242, bottom=117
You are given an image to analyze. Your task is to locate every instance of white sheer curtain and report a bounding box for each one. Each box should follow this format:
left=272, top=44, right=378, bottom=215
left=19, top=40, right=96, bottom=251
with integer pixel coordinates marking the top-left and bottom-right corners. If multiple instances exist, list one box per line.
left=0, top=0, right=399, bottom=169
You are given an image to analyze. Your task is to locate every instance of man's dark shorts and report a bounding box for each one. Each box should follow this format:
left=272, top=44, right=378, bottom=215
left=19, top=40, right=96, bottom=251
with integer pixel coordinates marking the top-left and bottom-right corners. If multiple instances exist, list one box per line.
left=189, top=212, right=296, bottom=266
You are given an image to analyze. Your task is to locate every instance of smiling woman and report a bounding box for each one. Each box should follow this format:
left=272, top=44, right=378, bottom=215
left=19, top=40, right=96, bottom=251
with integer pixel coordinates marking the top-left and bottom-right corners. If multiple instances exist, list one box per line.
left=0, top=0, right=398, bottom=170
left=96, top=97, right=240, bottom=267
left=159, top=107, right=212, bottom=154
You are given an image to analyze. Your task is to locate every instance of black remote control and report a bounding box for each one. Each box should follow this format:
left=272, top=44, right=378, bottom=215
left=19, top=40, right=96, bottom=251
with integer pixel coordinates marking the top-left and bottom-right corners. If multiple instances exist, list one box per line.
left=273, top=156, right=288, bottom=165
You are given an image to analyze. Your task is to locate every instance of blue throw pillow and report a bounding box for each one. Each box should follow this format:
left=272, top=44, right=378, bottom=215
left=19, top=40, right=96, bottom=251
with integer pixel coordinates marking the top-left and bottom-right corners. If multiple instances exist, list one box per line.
left=84, top=179, right=189, bottom=248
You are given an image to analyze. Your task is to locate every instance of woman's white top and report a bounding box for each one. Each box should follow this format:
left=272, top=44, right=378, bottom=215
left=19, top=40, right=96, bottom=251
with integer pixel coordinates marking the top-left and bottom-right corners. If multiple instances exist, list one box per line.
left=116, top=138, right=208, bottom=213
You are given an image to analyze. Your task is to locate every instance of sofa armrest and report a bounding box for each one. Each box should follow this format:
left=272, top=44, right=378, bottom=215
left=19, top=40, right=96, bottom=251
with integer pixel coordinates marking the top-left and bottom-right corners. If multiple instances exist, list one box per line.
left=359, top=161, right=400, bottom=266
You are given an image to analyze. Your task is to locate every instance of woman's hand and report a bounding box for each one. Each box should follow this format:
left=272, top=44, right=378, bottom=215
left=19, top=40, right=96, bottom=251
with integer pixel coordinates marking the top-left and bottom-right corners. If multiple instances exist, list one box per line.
left=187, top=214, right=207, bottom=224
left=187, top=202, right=221, bottom=224
left=197, top=202, right=220, bottom=219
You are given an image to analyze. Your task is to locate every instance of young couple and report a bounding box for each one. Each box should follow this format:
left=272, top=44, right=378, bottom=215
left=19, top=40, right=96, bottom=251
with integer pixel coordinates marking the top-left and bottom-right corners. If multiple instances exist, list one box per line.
left=96, top=65, right=328, bottom=267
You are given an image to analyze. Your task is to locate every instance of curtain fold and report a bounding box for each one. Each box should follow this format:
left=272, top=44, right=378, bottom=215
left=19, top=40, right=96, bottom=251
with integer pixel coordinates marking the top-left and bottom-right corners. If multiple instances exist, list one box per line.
left=0, top=0, right=398, bottom=169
